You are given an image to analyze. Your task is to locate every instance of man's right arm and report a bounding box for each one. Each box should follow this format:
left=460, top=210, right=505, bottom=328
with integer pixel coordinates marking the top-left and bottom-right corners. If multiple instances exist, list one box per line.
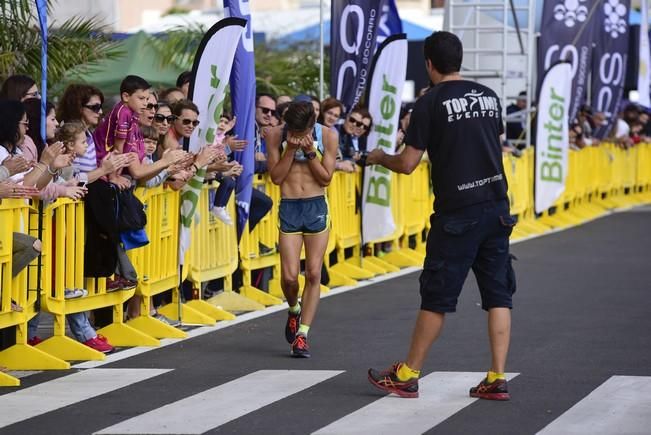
left=366, top=145, right=424, bottom=174
left=367, top=96, right=430, bottom=174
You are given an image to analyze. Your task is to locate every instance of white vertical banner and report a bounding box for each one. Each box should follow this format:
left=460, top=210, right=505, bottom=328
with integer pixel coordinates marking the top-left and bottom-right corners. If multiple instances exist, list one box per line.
left=179, top=18, right=245, bottom=264
left=188, top=18, right=246, bottom=153
left=362, top=34, right=407, bottom=243
left=638, top=0, right=651, bottom=108
left=535, top=62, right=572, bottom=214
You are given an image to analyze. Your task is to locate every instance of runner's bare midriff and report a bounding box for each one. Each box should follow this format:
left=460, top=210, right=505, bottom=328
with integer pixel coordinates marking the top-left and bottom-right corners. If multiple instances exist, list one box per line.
left=281, top=162, right=325, bottom=199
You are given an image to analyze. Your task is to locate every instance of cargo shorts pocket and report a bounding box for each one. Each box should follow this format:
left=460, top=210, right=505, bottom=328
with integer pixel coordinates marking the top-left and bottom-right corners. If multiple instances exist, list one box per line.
left=499, top=215, right=517, bottom=236
left=506, top=254, right=517, bottom=295
left=442, top=218, right=479, bottom=236
left=419, top=259, right=445, bottom=293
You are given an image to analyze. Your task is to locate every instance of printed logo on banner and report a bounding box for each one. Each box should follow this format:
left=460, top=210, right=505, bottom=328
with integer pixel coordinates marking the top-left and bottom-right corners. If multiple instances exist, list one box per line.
left=603, top=0, right=627, bottom=38
left=330, top=1, right=383, bottom=113
left=553, top=0, right=588, bottom=27
left=590, top=0, right=630, bottom=139
left=538, top=0, right=597, bottom=124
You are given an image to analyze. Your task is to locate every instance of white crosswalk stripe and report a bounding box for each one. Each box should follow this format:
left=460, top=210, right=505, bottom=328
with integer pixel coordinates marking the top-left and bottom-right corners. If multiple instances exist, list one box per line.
left=0, top=368, right=171, bottom=428
left=94, top=369, right=343, bottom=435
left=313, top=371, right=519, bottom=435
left=536, top=376, right=651, bottom=435
left=2, top=370, right=651, bottom=434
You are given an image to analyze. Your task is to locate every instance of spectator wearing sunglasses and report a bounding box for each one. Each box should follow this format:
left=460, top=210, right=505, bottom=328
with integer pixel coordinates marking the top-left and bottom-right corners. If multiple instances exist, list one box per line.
left=139, top=91, right=159, bottom=128
left=58, top=84, right=131, bottom=185
left=169, top=99, right=201, bottom=145
left=337, top=106, right=373, bottom=162
left=254, top=93, right=277, bottom=174
left=152, top=102, right=175, bottom=137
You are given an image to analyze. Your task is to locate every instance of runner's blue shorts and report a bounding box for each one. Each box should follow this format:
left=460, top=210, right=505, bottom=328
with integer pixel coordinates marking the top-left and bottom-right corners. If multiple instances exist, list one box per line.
left=279, top=196, right=330, bottom=235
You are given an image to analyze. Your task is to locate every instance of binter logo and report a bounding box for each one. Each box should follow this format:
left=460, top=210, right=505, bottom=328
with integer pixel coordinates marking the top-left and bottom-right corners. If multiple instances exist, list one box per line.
left=441, top=91, right=499, bottom=123
left=603, top=0, right=627, bottom=38
left=553, top=0, right=588, bottom=28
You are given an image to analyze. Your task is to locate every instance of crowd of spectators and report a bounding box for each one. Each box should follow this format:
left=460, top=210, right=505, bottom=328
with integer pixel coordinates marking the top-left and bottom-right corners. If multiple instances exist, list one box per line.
left=504, top=90, right=651, bottom=152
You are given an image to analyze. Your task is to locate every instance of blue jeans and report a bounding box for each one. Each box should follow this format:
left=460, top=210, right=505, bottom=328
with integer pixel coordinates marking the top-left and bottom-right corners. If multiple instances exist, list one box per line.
left=213, top=176, right=236, bottom=208
left=67, top=311, right=96, bottom=342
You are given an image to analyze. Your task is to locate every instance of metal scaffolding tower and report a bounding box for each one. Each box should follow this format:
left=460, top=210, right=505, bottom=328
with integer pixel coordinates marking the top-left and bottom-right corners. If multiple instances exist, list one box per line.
left=444, top=0, right=536, bottom=147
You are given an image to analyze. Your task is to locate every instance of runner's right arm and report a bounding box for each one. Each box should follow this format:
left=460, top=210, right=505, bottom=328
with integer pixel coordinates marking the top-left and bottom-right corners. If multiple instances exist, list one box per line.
left=267, top=127, right=297, bottom=186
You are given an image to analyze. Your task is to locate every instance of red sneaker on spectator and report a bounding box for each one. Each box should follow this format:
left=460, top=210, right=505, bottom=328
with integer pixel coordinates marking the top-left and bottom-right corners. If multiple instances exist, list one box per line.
left=106, top=277, right=122, bottom=292
left=27, top=336, right=43, bottom=346
left=118, top=276, right=137, bottom=290
left=83, top=336, right=114, bottom=353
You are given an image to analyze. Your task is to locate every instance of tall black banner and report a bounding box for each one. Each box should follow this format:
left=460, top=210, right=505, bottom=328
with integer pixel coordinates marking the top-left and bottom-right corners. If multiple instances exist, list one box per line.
left=591, top=0, right=631, bottom=139
left=537, top=0, right=598, bottom=123
left=330, top=0, right=383, bottom=112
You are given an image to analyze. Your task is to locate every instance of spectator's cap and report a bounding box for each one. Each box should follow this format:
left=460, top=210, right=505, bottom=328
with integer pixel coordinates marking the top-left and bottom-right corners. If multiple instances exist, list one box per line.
left=517, top=91, right=527, bottom=100
left=579, top=104, right=593, bottom=115
left=293, top=94, right=312, bottom=103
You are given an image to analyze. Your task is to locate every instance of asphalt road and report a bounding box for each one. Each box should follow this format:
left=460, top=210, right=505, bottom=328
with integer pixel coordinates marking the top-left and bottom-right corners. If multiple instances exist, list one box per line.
left=1, top=207, right=650, bottom=435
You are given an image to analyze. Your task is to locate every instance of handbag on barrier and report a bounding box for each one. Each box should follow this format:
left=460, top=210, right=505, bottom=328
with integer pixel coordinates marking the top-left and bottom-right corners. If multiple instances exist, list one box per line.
left=116, top=187, right=147, bottom=231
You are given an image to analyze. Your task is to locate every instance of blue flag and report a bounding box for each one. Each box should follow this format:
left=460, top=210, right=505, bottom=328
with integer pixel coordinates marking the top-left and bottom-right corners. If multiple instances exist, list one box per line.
left=35, top=0, right=47, bottom=143
left=376, top=0, right=403, bottom=46
left=224, top=0, right=256, bottom=239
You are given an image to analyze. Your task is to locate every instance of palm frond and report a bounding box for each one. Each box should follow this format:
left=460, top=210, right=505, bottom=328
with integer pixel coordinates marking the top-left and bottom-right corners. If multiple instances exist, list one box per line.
left=145, top=23, right=205, bottom=70
left=0, top=1, right=122, bottom=96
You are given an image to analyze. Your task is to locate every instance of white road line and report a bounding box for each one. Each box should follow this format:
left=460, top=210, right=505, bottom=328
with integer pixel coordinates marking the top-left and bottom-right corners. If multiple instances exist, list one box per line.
left=0, top=368, right=170, bottom=427
left=95, top=369, right=343, bottom=435
left=537, top=376, right=651, bottom=435
left=313, top=371, right=519, bottom=435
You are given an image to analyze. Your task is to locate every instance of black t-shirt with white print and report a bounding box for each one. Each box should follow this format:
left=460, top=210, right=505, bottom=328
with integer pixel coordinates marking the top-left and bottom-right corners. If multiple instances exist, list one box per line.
left=405, top=80, right=508, bottom=213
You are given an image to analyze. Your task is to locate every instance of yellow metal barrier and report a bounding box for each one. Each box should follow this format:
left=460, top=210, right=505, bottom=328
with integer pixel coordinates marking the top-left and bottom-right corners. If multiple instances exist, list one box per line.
left=327, top=170, right=377, bottom=281
left=181, top=182, right=244, bottom=317
left=123, top=186, right=194, bottom=337
left=362, top=166, right=428, bottom=271
left=238, top=175, right=284, bottom=306
left=0, top=199, right=69, bottom=381
left=34, top=198, right=139, bottom=360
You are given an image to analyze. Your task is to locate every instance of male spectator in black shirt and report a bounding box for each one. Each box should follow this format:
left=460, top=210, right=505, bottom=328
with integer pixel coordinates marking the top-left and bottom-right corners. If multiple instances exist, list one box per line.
left=247, top=93, right=275, bottom=237
left=367, top=31, right=516, bottom=401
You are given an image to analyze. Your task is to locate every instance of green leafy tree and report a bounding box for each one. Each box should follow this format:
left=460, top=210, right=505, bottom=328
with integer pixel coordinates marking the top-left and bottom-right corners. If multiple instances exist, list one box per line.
left=0, top=0, right=123, bottom=94
left=149, top=24, right=329, bottom=97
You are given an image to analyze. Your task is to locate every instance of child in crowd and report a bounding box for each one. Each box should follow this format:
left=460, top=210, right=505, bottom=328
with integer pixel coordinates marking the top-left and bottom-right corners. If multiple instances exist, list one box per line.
left=92, top=75, right=184, bottom=293
left=209, top=113, right=244, bottom=225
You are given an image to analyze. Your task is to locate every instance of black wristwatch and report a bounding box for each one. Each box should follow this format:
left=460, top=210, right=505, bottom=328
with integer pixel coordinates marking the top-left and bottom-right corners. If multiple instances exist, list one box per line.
left=305, top=151, right=317, bottom=160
